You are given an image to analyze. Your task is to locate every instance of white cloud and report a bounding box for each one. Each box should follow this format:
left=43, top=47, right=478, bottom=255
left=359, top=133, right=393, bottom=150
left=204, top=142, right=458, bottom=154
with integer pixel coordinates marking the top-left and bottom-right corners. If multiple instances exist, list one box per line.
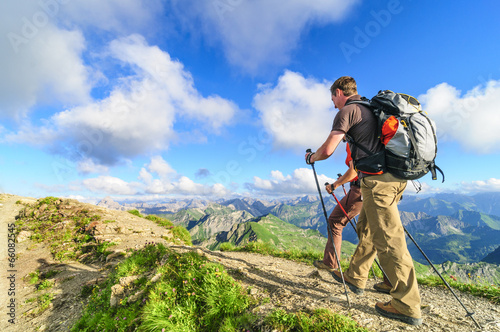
left=246, top=168, right=336, bottom=195
left=60, top=0, right=163, bottom=34
left=135, top=156, right=232, bottom=197
left=419, top=80, right=500, bottom=153
left=82, top=176, right=139, bottom=195
left=253, top=70, right=334, bottom=150
left=169, top=0, right=359, bottom=73
left=7, top=35, right=239, bottom=165
left=461, top=178, right=500, bottom=193
left=0, top=1, right=92, bottom=119
left=143, top=175, right=231, bottom=197
left=77, top=158, right=109, bottom=174
left=147, top=156, right=176, bottom=179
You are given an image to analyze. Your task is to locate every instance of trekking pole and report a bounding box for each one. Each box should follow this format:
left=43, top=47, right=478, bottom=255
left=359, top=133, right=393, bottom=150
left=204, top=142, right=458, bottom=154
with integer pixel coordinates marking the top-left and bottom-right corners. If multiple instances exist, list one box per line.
left=403, top=227, right=481, bottom=329
left=337, top=173, right=348, bottom=196
left=306, top=149, right=350, bottom=307
left=326, top=182, right=390, bottom=283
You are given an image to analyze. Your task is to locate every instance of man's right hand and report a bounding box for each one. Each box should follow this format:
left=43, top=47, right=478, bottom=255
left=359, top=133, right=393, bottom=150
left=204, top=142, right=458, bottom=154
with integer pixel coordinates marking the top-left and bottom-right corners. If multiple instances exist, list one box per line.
left=305, top=151, right=315, bottom=165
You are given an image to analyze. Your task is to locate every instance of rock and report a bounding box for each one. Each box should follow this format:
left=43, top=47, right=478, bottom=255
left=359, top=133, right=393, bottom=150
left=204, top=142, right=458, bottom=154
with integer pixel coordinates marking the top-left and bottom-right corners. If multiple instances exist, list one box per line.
left=105, top=250, right=126, bottom=262
left=128, top=290, right=145, bottom=303
left=150, top=273, right=162, bottom=283
left=111, top=284, right=124, bottom=295
left=110, top=284, right=125, bottom=307
left=119, top=275, right=139, bottom=287
left=17, top=230, right=32, bottom=242
left=306, top=270, right=321, bottom=279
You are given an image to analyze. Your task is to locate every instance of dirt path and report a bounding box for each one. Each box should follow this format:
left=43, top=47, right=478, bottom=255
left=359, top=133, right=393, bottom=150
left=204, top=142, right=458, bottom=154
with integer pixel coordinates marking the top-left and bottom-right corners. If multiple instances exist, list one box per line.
left=173, top=246, right=500, bottom=332
left=1, top=194, right=500, bottom=332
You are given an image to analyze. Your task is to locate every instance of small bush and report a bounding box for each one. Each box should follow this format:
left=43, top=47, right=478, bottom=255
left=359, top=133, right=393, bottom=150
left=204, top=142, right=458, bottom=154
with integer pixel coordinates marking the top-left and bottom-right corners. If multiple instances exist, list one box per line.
left=128, top=209, right=143, bottom=218
left=172, top=226, right=193, bottom=246
left=146, top=215, right=174, bottom=228
left=219, top=243, right=236, bottom=252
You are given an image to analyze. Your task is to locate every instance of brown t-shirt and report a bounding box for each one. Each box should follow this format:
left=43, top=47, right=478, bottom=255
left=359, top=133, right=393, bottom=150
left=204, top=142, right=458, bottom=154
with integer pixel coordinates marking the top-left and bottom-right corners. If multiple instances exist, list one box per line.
left=331, top=95, right=384, bottom=161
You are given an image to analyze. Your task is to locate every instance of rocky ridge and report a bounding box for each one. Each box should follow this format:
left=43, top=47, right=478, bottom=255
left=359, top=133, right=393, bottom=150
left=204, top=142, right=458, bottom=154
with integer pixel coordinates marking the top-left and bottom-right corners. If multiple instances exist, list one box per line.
left=1, top=194, right=499, bottom=332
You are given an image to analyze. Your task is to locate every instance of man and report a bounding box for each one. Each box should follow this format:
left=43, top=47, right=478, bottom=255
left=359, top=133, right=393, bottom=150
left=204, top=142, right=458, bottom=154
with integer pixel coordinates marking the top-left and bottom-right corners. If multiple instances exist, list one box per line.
left=305, top=76, right=422, bottom=326
left=314, top=144, right=393, bottom=295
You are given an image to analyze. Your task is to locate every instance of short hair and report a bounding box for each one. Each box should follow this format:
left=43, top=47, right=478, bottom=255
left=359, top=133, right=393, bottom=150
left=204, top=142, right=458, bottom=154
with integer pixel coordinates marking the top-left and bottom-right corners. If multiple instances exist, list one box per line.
left=330, top=76, right=357, bottom=96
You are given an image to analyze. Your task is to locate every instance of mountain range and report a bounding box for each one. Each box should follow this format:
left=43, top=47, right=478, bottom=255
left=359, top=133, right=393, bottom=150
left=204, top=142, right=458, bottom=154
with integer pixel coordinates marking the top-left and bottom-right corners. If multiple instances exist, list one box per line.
left=97, top=192, right=500, bottom=266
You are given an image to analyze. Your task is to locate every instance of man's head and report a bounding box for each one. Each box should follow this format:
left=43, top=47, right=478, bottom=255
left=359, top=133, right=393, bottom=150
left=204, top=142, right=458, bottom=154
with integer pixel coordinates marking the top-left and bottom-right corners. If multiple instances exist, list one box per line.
left=330, top=76, right=357, bottom=109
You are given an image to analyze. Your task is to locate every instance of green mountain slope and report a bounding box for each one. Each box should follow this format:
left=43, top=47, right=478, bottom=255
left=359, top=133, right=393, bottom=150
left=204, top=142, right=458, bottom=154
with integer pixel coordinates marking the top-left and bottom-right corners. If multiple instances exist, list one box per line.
left=168, top=203, right=254, bottom=243
left=202, top=214, right=359, bottom=259
left=482, top=245, right=500, bottom=264
left=205, top=214, right=327, bottom=251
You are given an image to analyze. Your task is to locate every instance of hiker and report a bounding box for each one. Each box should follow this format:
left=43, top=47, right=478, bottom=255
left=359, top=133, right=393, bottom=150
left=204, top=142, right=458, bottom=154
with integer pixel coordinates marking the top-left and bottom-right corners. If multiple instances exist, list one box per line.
left=313, top=145, right=361, bottom=271
left=305, top=76, right=422, bottom=326
left=313, top=145, right=393, bottom=294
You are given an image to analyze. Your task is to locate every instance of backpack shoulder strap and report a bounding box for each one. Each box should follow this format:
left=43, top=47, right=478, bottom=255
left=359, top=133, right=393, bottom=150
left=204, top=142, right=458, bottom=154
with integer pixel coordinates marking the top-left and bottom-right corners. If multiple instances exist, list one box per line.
left=344, top=97, right=371, bottom=108
left=344, top=133, right=373, bottom=156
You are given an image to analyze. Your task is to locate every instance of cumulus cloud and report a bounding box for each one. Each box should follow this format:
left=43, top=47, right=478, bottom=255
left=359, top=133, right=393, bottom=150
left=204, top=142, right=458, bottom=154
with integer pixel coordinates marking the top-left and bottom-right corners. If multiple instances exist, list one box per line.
left=7, top=35, right=239, bottom=165
left=461, top=178, right=500, bottom=193
left=146, top=155, right=176, bottom=179
left=253, top=70, right=334, bottom=150
left=168, top=0, right=359, bottom=73
left=246, top=168, right=336, bottom=196
left=82, top=176, right=139, bottom=195
left=0, top=0, right=165, bottom=119
left=136, top=156, right=232, bottom=197
left=77, top=158, right=109, bottom=174
left=77, top=156, right=233, bottom=197
left=0, top=1, right=92, bottom=119
left=419, top=80, right=500, bottom=153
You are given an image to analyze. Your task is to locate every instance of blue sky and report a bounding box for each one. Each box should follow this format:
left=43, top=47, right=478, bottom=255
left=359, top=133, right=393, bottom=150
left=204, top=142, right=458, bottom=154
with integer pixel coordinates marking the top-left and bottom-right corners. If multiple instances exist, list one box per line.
left=1, top=0, right=500, bottom=202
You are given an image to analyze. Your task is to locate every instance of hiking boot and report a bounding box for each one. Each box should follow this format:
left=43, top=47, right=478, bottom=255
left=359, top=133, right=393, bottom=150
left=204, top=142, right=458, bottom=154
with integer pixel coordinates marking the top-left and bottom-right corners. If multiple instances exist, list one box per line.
left=374, top=281, right=392, bottom=294
left=375, top=301, right=422, bottom=326
left=313, top=260, right=334, bottom=272
left=331, top=270, right=364, bottom=295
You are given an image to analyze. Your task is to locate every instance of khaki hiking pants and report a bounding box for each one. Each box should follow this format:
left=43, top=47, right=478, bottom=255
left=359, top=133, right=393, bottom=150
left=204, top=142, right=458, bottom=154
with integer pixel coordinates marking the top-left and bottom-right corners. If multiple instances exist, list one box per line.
left=345, top=172, right=421, bottom=319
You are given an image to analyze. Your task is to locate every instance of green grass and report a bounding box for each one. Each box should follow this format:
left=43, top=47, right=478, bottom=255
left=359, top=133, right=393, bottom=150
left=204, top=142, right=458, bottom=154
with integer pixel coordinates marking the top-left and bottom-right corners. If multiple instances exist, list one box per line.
left=418, top=274, right=500, bottom=304
left=27, top=271, right=40, bottom=284
left=145, top=214, right=174, bottom=227
left=37, top=279, right=54, bottom=291
left=25, top=293, right=55, bottom=316
left=145, top=214, right=192, bottom=246
left=128, top=209, right=143, bottom=217
left=71, top=243, right=368, bottom=332
left=265, top=308, right=369, bottom=332
left=15, top=197, right=105, bottom=262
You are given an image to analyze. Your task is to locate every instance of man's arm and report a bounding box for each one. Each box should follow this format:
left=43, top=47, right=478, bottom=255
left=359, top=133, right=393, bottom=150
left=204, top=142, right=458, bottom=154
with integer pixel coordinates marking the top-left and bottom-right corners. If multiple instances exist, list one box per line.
left=309, top=130, right=345, bottom=163
left=326, top=160, right=357, bottom=193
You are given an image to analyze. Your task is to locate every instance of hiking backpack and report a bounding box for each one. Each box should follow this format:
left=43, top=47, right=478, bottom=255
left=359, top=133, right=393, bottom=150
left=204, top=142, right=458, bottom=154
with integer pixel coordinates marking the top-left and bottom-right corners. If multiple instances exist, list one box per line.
left=346, top=90, right=444, bottom=182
